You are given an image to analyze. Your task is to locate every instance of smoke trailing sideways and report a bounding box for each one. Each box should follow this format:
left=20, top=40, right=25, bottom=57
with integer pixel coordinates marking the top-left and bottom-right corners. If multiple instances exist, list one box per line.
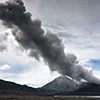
left=0, top=0, right=100, bottom=84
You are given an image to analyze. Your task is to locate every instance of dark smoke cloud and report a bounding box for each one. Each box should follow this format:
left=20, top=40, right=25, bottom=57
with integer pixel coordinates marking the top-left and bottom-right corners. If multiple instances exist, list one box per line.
left=0, top=0, right=100, bottom=84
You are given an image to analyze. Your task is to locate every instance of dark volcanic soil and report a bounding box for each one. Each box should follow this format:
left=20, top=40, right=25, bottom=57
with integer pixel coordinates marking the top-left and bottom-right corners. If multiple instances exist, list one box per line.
left=0, top=91, right=99, bottom=100
left=0, top=95, right=100, bottom=100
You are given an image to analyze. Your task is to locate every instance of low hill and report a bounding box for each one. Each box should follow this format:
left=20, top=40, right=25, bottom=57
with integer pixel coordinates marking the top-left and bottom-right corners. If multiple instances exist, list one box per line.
left=0, top=79, right=37, bottom=93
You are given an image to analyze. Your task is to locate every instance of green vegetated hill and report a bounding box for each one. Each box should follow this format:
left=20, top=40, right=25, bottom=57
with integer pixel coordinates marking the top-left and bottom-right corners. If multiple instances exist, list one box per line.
left=0, top=79, right=37, bottom=93
left=39, top=76, right=79, bottom=94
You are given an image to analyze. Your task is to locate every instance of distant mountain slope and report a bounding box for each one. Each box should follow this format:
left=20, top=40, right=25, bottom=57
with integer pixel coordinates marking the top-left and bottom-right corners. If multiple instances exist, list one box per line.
left=0, top=79, right=37, bottom=93
left=39, top=76, right=78, bottom=93
left=68, top=82, right=100, bottom=95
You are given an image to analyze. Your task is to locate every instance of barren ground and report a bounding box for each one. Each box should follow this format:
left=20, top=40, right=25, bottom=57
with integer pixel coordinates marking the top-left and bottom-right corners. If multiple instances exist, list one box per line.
left=0, top=95, right=100, bottom=100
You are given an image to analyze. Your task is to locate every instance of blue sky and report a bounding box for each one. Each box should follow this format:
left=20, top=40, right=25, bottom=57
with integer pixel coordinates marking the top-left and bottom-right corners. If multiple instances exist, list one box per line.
left=0, top=0, right=100, bottom=87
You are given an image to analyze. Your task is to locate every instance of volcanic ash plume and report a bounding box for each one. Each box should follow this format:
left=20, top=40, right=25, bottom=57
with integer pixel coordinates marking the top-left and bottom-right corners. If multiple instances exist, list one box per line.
left=0, top=0, right=100, bottom=84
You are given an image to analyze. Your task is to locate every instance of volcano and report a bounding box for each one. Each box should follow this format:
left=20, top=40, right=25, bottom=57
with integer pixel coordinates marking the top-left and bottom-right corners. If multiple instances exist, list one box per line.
left=39, top=76, right=79, bottom=94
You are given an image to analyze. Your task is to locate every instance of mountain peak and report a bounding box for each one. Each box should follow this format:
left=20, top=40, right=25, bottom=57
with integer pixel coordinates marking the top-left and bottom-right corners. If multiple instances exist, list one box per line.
left=40, top=75, right=78, bottom=93
left=55, top=75, right=75, bottom=84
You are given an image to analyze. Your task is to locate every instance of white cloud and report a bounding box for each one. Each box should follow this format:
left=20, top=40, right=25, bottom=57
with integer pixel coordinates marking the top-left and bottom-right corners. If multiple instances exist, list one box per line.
left=93, top=70, right=100, bottom=80
left=0, top=64, right=11, bottom=70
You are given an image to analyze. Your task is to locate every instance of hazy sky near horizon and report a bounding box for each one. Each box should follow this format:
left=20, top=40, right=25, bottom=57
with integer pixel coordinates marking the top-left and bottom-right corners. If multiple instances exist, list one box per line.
left=0, top=0, right=100, bottom=87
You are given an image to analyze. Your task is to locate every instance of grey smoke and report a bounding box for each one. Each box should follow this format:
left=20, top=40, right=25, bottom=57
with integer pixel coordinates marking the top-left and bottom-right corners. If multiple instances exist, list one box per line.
left=0, top=32, right=8, bottom=51
left=0, top=0, right=100, bottom=84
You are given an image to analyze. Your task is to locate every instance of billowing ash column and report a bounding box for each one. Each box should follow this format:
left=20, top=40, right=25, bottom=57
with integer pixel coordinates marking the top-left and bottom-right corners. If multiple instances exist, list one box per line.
left=0, top=0, right=100, bottom=84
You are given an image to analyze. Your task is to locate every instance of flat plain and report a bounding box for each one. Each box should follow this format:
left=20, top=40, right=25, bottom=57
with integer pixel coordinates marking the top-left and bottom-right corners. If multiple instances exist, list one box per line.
left=0, top=95, right=100, bottom=100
